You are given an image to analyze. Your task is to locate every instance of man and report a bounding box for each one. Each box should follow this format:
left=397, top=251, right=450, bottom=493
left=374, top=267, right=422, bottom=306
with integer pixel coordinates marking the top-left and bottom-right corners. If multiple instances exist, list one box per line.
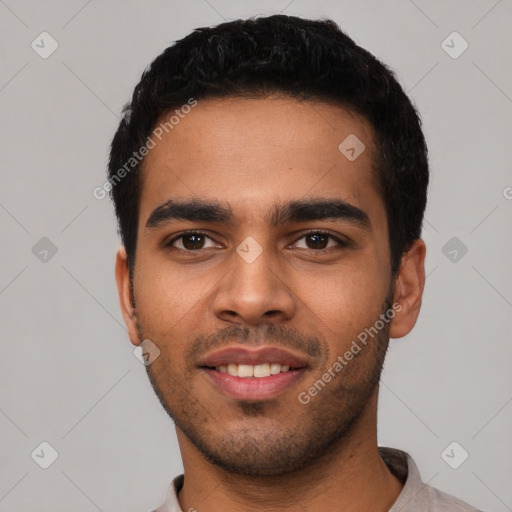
left=108, top=14, right=481, bottom=512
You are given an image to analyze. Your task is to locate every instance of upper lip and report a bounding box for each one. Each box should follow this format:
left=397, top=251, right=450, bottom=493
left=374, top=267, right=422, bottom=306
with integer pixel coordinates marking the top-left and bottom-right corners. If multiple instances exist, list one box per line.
left=198, top=346, right=309, bottom=368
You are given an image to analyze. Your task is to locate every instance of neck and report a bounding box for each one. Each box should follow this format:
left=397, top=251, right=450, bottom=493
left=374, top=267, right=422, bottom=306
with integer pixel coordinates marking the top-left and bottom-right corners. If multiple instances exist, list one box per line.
left=176, top=394, right=403, bottom=512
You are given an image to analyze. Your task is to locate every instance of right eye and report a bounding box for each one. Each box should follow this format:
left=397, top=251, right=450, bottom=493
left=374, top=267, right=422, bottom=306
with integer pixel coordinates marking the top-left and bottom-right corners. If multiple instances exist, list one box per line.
left=166, top=231, right=220, bottom=252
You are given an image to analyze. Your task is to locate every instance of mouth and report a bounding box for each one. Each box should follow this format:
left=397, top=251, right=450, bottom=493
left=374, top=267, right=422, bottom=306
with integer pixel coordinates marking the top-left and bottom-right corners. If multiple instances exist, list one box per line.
left=212, top=362, right=295, bottom=377
left=198, top=346, right=309, bottom=400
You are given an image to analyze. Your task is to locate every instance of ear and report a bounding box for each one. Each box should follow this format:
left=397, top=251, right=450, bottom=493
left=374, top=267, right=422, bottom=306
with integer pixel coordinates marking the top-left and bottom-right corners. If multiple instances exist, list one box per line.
left=389, top=239, right=426, bottom=339
left=115, top=246, right=141, bottom=346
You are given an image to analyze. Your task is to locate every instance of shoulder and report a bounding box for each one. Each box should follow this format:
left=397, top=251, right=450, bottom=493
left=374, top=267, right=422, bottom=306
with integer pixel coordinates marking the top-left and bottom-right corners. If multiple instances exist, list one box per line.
left=412, top=482, right=484, bottom=512
left=380, top=447, right=483, bottom=512
left=150, top=474, right=184, bottom=512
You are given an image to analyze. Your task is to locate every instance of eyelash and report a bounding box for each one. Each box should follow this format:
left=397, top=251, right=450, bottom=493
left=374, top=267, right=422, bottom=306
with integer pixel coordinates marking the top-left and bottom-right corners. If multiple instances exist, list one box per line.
left=165, top=230, right=348, bottom=254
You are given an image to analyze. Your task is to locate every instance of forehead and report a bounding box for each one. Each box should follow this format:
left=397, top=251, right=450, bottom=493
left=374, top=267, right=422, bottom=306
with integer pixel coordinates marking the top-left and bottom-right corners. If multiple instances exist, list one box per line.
left=138, top=96, right=383, bottom=227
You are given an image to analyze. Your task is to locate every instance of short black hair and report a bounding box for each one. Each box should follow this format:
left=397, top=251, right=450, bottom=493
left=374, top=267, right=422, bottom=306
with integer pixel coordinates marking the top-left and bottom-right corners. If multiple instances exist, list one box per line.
left=108, top=14, right=428, bottom=276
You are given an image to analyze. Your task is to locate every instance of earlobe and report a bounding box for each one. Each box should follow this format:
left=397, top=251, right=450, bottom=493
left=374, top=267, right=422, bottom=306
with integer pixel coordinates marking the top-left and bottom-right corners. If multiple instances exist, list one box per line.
left=115, top=247, right=141, bottom=346
left=389, top=239, right=426, bottom=339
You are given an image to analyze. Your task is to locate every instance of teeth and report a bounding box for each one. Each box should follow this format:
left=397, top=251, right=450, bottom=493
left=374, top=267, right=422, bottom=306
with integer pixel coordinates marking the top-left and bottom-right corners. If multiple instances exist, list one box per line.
left=270, top=363, right=281, bottom=375
left=215, top=363, right=292, bottom=378
left=237, top=364, right=254, bottom=378
left=254, top=363, right=270, bottom=378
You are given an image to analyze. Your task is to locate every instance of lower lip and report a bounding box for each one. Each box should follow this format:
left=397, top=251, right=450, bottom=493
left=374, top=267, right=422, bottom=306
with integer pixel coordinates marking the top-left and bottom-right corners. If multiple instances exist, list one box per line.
left=202, top=368, right=306, bottom=400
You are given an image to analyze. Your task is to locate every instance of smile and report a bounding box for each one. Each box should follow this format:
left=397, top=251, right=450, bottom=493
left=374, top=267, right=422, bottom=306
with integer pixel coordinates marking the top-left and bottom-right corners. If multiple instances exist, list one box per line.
left=216, top=363, right=291, bottom=378
left=201, top=365, right=307, bottom=400
left=198, top=346, right=309, bottom=400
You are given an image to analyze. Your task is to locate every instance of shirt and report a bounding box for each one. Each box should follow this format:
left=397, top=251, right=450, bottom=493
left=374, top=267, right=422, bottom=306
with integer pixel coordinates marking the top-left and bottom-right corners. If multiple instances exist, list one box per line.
left=152, top=447, right=482, bottom=512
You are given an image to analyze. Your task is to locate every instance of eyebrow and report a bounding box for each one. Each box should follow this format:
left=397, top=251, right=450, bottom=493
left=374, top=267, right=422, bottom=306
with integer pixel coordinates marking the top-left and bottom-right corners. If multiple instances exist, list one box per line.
left=145, top=198, right=371, bottom=231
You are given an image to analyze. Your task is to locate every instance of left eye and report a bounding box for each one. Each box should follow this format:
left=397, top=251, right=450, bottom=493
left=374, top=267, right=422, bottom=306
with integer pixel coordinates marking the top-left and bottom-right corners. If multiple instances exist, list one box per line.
left=293, top=232, right=344, bottom=250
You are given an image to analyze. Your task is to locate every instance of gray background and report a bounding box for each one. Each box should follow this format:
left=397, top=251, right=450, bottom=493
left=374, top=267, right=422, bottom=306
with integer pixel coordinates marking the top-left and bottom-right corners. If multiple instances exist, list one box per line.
left=1, top=0, right=511, bottom=511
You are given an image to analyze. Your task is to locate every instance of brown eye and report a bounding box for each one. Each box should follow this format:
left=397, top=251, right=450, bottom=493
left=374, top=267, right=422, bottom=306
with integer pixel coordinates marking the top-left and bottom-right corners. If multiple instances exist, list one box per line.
left=181, top=234, right=205, bottom=250
left=294, top=232, right=345, bottom=251
left=304, top=233, right=329, bottom=249
left=169, top=232, right=217, bottom=251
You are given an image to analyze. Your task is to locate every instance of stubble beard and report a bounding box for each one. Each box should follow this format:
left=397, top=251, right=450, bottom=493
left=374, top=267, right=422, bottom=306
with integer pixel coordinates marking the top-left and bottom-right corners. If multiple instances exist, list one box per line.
left=138, top=297, right=392, bottom=477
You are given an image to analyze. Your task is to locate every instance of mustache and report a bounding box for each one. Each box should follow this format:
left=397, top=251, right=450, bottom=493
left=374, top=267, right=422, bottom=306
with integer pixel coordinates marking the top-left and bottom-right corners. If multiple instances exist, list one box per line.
left=185, top=322, right=324, bottom=367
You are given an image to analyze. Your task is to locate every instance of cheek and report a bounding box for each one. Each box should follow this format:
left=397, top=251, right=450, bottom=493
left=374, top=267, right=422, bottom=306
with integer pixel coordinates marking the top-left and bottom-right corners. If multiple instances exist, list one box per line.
left=132, top=250, right=230, bottom=361
left=132, top=253, right=205, bottom=338
left=296, top=259, right=389, bottom=346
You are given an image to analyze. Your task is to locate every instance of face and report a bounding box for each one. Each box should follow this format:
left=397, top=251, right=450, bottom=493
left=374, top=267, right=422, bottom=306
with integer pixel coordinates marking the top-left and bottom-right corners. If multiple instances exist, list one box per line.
left=116, top=96, right=425, bottom=476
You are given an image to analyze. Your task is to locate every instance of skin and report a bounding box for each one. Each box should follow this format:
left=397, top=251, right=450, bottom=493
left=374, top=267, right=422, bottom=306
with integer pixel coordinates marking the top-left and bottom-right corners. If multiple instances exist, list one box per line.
left=116, top=96, right=426, bottom=512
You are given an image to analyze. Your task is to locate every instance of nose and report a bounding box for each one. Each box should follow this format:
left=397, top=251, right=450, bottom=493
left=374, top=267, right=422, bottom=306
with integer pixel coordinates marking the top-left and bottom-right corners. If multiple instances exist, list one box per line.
left=212, top=245, right=296, bottom=327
